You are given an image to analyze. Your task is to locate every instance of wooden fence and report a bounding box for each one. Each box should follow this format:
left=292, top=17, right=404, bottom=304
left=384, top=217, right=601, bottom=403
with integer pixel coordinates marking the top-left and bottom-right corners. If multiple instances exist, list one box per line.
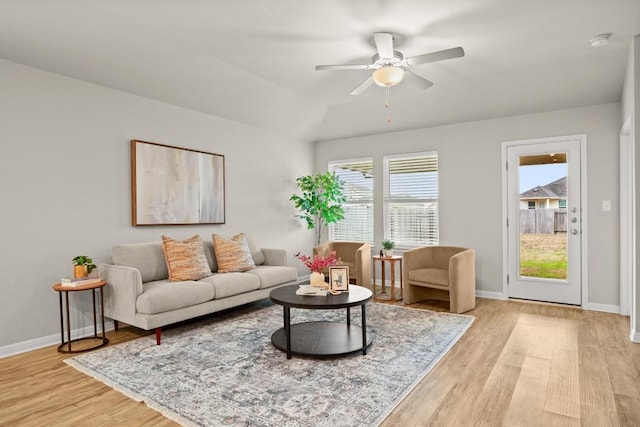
left=519, top=208, right=567, bottom=234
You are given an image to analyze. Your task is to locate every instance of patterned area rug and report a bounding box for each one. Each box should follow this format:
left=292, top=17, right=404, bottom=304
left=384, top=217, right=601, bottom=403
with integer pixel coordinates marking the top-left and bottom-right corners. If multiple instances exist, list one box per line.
left=66, top=300, right=473, bottom=426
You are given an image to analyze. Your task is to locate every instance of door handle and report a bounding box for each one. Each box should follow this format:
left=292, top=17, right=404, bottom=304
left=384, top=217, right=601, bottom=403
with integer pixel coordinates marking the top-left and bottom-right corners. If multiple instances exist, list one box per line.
left=571, top=229, right=578, bottom=235
left=571, top=218, right=577, bottom=223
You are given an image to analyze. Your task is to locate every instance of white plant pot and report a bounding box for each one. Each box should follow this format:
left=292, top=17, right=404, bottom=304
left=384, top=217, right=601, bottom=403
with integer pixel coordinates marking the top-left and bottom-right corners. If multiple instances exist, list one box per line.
left=384, top=249, right=394, bottom=257
left=309, top=271, right=326, bottom=287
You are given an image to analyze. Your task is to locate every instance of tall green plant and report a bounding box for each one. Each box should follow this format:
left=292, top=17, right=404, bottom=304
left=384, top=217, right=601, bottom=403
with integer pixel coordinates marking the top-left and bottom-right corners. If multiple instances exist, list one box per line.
left=290, top=171, right=346, bottom=245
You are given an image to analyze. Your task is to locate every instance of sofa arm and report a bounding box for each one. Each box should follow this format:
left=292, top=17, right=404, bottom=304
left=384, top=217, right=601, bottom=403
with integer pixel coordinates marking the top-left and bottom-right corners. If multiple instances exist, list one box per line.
left=261, top=248, right=287, bottom=266
left=98, top=263, right=144, bottom=326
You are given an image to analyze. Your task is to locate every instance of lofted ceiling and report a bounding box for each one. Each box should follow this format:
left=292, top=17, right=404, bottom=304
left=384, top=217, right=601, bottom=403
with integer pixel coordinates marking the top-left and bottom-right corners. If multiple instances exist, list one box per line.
left=0, top=0, right=638, bottom=142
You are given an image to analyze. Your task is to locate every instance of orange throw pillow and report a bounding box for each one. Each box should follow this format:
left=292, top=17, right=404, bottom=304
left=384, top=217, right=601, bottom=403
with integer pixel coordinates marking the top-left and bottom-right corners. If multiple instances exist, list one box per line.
left=212, top=233, right=256, bottom=273
left=161, top=235, right=212, bottom=282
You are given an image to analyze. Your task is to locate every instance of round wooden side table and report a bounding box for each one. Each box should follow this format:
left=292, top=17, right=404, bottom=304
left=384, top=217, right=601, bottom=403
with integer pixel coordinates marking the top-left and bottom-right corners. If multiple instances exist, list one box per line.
left=52, top=280, right=109, bottom=353
left=372, top=255, right=403, bottom=301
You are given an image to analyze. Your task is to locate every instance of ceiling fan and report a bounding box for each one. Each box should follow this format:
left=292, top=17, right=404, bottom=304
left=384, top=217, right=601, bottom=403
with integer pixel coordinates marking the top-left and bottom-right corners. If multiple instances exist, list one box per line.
left=315, top=32, right=465, bottom=96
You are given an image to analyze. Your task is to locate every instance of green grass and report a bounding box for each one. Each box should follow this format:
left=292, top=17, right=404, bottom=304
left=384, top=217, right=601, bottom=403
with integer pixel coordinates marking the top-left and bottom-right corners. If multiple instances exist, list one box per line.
left=519, top=234, right=567, bottom=279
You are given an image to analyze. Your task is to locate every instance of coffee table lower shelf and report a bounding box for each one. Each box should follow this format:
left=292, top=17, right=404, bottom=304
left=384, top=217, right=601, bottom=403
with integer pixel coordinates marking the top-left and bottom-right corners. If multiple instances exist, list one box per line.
left=271, top=321, right=372, bottom=357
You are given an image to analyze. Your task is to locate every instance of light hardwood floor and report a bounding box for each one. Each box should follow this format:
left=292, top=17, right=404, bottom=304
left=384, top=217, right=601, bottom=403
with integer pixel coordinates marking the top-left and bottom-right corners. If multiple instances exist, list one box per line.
left=1, top=297, right=639, bottom=426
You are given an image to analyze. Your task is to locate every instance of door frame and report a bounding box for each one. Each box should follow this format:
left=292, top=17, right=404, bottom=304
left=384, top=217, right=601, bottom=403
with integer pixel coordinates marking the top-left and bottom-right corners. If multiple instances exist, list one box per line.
left=620, top=117, right=634, bottom=316
left=501, top=134, right=588, bottom=307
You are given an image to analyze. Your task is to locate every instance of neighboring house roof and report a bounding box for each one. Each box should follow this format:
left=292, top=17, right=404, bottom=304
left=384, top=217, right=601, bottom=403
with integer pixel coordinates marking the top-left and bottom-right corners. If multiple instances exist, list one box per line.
left=520, top=176, right=566, bottom=199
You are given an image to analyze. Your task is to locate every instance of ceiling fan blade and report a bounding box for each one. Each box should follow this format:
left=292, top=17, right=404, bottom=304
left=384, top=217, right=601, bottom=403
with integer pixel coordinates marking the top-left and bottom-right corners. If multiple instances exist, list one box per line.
left=350, top=76, right=374, bottom=95
left=404, top=70, right=434, bottom=90
left=406, top=47, right=465, bottom=66
left=373, top=32, right=394, bottom=59
left=316, top=64, right=373, bottom=71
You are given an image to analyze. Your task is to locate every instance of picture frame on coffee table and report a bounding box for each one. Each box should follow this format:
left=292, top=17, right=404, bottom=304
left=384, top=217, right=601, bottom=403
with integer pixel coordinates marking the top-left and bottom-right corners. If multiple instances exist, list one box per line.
left=329, top=266, right=349, bottom=292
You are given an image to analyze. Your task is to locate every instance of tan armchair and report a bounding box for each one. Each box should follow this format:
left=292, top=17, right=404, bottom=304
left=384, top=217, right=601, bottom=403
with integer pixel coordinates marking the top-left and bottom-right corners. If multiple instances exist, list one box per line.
left=403, top=246, right=476, bottom=313
left=313, top=241, right=372, bottom=286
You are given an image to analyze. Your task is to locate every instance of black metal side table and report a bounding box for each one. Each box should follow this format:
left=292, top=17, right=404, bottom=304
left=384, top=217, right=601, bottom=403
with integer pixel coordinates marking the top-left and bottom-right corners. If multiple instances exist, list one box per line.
left=52, top=280, right=109, bottom=353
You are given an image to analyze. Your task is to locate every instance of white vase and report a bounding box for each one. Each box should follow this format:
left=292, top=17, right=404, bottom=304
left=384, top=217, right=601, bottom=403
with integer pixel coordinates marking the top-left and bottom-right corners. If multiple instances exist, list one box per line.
left=384, top=249, right=394, bottom=257
left=309, top=271, right=325, bottom=287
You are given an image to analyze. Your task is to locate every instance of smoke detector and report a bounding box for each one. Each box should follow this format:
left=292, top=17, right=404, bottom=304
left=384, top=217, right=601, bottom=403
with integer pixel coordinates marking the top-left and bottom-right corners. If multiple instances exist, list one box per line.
left=590, top=33, right=611, bottom=47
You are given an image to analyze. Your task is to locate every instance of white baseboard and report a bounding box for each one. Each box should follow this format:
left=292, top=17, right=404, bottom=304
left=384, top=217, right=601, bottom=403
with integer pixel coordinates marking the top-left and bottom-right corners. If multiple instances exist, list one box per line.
left=475, top=290, right=506, bottom=300
left=0, top=323, right=114, bottom=359
left=0, top=332, right=60, bottom=359
left=476, top=291, right=621, bottom=314
left=631, top=328, right=640, bottom=343
left=587, top=302, right=620, bottom=314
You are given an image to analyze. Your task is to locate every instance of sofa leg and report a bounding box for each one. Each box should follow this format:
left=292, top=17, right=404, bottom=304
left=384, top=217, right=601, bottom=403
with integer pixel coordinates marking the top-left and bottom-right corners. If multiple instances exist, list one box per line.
left=113, top=320, right=119, bottom=331
left=155, top=327, right=162, bottom=345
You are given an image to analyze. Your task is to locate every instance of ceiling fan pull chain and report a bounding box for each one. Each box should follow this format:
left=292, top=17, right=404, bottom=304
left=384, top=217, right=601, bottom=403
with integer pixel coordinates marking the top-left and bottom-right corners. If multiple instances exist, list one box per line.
left=385, top=87, right=391, bottom=123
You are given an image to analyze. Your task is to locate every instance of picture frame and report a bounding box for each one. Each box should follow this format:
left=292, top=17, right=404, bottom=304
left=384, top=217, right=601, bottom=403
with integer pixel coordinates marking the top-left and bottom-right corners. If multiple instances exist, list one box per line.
left=131, top=140, right=225, bottom=226
left=329, top=266, right=350, bottom=292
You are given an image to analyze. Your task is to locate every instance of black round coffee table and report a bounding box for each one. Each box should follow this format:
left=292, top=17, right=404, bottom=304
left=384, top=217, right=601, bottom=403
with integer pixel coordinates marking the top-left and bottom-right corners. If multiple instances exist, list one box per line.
left=269, top=284, right=373, bottom=359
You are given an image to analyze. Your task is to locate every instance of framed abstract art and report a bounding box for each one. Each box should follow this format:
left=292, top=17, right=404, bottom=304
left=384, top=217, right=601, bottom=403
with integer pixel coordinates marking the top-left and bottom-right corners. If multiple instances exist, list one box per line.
left=131, top=140, right=225, bottom=226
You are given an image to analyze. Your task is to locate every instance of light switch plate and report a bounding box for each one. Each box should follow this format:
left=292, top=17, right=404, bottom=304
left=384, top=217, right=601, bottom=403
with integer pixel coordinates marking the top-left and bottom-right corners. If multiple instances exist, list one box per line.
left=602, top=200, right=611, bottom=211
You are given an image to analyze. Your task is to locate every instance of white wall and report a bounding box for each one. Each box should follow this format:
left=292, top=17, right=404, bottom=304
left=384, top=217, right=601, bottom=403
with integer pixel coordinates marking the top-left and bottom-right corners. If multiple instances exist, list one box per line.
left=315, top=103, right=621, bottom=306
left=0, top=59, right=315, bottom=350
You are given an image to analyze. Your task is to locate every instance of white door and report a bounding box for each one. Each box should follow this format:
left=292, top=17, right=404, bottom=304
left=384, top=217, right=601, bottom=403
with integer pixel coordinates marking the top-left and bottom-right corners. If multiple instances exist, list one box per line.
left=505, top=136, right=584, bottom=305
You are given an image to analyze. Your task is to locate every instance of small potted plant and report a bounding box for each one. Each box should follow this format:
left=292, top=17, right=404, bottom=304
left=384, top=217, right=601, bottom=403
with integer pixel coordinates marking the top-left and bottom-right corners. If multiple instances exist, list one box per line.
left=72, top=255, right=97, bottom=278
left=381, top=239, right=395, bottom=257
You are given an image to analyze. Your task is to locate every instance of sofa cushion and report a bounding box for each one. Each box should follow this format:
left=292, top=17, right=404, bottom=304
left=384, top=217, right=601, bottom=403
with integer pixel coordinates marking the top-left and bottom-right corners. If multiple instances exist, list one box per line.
left=212, top=233, right=256, bottom=273
left=162, top=235, right=212, bottom=282
left=247, top=265, right=297, bottom=289
left=199, top=272, right=260, bottom=299
left=136, top=280, right=216, bottom=315
left=408, top=268, right=449, bottom=287
left=112, top=241, right=169, bottom=283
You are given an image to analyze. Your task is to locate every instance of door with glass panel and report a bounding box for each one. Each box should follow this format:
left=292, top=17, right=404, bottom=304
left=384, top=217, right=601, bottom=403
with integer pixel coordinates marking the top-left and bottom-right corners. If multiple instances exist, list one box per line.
left=506, top=137, right=583, bottom=305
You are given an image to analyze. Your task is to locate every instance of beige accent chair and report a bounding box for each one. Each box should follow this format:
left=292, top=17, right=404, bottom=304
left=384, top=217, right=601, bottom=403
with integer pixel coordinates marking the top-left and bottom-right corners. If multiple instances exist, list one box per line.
left=403, top=246, right=476, bottom=313
left=313, top=241, right=372, bottom=286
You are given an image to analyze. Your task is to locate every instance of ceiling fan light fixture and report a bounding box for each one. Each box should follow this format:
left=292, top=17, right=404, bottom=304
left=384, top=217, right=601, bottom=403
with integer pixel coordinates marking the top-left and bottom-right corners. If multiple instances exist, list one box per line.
left=590, top=33, right=611, bottom=47
left=372, top=66, right=405, bottom=87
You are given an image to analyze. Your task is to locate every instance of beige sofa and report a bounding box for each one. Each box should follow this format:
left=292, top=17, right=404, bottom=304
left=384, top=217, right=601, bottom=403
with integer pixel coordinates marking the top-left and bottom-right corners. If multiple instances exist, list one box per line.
left=313, top=241, right=371, bottom=286
left=98, top=238, right=298, bottom=344
left=402, top=246, right=476, bottom=313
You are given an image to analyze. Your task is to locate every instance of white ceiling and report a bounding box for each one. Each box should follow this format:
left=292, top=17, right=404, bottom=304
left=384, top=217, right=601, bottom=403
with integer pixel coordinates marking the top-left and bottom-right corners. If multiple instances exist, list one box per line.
left=0, top=0, right=638, bottom=141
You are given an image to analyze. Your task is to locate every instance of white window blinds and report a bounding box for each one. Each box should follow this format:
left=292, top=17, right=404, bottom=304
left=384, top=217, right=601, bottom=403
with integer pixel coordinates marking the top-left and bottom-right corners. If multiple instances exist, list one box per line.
left=383, top=152, right=439, bottom=248
left=328, top=158, right=374, bottom=244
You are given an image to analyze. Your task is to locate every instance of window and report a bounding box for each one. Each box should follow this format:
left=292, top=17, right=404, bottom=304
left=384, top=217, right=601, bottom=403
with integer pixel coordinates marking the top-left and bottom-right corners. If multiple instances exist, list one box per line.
left=528, top=201, right=536, bottom=209
left=383, top=152, right=438, bottom=249
left=558, top=199, right=567, bottom=208
left=328, top=158, right=374, bottom=244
